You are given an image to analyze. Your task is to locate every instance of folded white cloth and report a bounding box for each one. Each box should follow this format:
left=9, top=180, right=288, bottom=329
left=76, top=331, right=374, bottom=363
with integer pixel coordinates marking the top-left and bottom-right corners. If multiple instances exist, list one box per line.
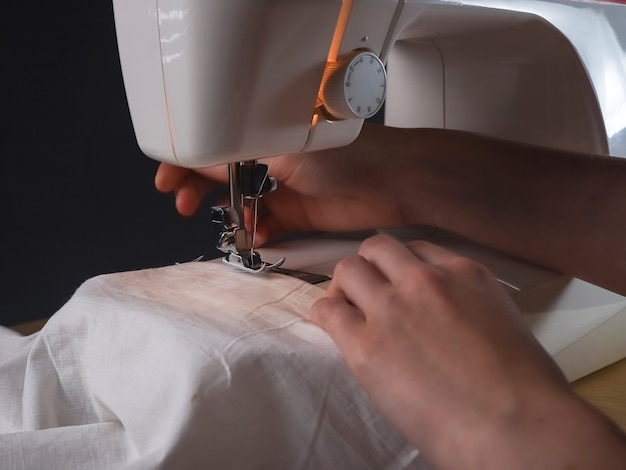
left=0, top=262, right=426, bottom=469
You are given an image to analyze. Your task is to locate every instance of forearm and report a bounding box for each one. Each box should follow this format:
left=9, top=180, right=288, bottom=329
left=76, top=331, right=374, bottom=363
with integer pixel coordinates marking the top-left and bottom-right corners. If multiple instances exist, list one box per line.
left=392, top=127, right=626, bottom=295
left=472, top=391, right=626, bottom=470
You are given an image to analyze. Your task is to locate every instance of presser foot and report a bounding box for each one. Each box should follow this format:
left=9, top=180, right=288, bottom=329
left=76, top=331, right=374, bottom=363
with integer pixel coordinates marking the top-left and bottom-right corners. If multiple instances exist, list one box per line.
left=213, top=160, right=285, bottom=274
left=221, top=252, right=285, bottom=274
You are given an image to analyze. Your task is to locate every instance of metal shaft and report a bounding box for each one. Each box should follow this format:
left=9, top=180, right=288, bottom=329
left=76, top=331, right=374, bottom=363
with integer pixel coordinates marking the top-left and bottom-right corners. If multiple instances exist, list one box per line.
left=228, top=162, right=251, bottom=255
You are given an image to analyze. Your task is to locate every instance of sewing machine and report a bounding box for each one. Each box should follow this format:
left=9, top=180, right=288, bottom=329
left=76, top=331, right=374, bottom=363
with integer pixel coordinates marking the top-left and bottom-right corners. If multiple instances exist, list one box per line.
left=113, top=0, right=626, bottom=380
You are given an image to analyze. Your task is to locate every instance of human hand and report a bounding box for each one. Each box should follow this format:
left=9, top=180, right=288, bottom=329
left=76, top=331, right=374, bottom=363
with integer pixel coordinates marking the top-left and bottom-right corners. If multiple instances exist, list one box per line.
left=309, top=234, right=626, bottom=469
left=154, top=124, right=430, bottom=245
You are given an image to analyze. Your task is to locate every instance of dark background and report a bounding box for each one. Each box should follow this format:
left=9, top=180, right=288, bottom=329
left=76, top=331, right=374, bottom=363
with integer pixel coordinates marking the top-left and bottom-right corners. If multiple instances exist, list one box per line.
left=2, top=2, right=220, bottom=326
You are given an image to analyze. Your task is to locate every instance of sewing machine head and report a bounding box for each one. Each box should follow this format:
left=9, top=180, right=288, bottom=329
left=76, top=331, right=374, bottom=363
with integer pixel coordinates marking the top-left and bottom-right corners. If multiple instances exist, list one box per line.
left=113, top=0, right=626, bottom=271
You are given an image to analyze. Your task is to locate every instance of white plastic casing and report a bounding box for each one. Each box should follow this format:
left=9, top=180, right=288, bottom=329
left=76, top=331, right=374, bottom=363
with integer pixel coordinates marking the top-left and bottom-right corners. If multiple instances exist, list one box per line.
left=113, top=0, right=344, bottom=167
left=384, top=0, right=626, bottom=157
left=113, top=0, right=626, bottom=168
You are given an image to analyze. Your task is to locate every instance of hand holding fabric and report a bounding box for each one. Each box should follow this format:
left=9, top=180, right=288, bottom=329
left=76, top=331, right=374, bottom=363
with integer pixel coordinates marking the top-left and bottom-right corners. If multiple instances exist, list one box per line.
left=310, top=234, right=626, bottom=469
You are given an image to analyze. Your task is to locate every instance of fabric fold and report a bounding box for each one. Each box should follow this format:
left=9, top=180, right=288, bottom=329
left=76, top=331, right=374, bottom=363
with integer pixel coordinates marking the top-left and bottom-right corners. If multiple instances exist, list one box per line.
left=1, top=261, right=424, bottom=469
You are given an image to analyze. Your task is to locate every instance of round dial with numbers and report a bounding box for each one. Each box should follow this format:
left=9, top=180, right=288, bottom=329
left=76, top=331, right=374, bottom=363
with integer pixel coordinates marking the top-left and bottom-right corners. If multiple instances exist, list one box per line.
left=321, top=51, right=387, bottom=120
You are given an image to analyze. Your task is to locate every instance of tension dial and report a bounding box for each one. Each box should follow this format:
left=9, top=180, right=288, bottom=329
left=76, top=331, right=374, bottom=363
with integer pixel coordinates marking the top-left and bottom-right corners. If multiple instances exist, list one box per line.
left=321, top=50, right=387, bottom=120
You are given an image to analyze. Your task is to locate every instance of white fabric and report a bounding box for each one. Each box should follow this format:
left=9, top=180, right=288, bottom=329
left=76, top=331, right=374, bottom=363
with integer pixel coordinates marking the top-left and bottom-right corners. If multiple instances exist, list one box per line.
left=0, top=262, right=427, bottom=469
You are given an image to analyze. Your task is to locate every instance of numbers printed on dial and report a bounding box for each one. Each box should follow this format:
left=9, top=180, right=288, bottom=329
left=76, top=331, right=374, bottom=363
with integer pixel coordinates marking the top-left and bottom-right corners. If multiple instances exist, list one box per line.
left=343, top=52, right=386, bottom=119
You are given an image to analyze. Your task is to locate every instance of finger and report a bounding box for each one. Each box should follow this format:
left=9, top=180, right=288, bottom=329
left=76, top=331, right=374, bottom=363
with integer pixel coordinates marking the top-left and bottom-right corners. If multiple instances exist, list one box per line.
left=155, top=163, right=191, bottom=193
left=325, top=255, right=391, bottom=316
left=174, top=172, right=216, bottom=216
left=251, top=213, right=291, bottom=246
left=309, top=296, right=366, bottom=351
left=405, top=239, right=460, bottom=265
left=358, top=234, right=428, bottom=284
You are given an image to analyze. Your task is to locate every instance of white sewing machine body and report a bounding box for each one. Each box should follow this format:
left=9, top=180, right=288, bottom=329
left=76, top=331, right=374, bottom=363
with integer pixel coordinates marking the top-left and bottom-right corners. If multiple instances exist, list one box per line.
left=113, top=0, right=626, bottom=380
left=113, top=0, right=626, bottom=166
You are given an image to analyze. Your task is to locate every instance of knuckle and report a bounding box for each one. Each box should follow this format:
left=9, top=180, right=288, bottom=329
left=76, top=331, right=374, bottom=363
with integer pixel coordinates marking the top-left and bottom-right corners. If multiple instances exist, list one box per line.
left=408, top=264, right=447, bottom=290
left=381, top=289, right=411, bottom=313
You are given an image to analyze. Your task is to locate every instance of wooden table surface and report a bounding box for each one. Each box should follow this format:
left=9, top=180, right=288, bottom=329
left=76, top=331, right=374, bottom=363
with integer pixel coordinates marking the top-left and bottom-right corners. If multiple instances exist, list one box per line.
left=573, top=357, right=626, bottom=432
